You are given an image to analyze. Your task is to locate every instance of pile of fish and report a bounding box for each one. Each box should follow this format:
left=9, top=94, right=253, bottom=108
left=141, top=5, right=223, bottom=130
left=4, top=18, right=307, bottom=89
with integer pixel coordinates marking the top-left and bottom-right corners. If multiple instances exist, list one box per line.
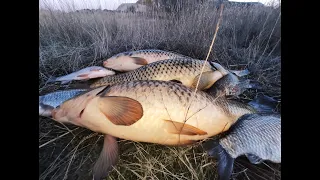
left=39, top=49, right=281, bottom=180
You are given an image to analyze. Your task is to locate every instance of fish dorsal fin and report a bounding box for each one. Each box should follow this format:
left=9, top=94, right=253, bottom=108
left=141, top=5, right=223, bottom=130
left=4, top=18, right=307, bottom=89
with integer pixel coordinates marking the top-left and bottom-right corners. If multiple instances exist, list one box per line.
left=98, top=96, right=143, bottom=126
left=191, top=71, right=223, bottom=90
left=163, top=120, right=207, bottom=135
left=246, top=153, right=264, bottom=164
left=93, top=134, right=119, bottom=180
left=131, top=57, right=148, bottom=65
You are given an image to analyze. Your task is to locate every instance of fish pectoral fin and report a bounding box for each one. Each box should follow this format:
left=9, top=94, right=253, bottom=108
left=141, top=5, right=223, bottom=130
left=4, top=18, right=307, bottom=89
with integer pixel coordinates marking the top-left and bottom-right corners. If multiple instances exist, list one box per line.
left=77, top=73, right=90, bottom=78
left=93, top=134, right=118, bottom=180
left=163, top=120, right=207, bottom=135
left=131, top=57, right=148, bottom=65
left=203, top=140, right=234, bottom=180
left=192, top=71, right=223, bottom=90
left=98, top=96, right=143, bottom=126
left=246, top=153, right=264, bottom=164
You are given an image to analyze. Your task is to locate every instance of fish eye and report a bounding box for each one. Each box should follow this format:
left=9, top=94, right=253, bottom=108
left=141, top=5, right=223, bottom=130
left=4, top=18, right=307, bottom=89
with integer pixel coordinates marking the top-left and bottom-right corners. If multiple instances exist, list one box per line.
left=79, top=109, right=84, bottom=117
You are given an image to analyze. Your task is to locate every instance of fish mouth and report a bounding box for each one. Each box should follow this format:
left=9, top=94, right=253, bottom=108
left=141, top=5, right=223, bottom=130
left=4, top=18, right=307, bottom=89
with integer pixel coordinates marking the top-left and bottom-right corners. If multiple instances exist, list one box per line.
left=51, top=107, right=68, bottom=122
left=103, top=61, right=117, bottom=70
left=39, top=103, right=54, bottom=117
left=103, top=61, right=111, bottom=68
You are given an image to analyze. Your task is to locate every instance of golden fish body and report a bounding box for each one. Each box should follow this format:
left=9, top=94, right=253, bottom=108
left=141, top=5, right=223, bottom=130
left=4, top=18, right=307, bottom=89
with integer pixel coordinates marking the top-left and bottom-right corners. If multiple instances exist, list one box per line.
left=103, top=49, right=185, bottom=71
left=53, top=80, right=256, bottom=146
left=91, top=58, right=224, bottom=90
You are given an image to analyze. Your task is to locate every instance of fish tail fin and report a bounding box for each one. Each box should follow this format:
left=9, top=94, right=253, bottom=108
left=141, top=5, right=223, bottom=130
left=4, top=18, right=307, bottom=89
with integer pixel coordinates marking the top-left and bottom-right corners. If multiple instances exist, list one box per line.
left=46, top=76, right=57, bottom=83
left=203, top=140, right=234, bottom=180
left=248, top=94, right=279, bottom=113
left=39, top=103, right=54, bottom=117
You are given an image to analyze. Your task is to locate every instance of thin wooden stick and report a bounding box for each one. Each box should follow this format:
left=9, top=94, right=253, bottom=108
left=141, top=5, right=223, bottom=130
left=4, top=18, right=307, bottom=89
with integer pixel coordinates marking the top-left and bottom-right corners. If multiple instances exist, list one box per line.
left=183, top=4, right=225, bottom=123
left=196, top=3, right=224, bottom=93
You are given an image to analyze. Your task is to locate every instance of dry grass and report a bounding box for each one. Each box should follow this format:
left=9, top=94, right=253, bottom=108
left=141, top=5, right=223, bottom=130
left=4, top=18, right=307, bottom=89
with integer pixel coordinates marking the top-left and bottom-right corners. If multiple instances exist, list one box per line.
left=39, top=1, right=281, bottom=180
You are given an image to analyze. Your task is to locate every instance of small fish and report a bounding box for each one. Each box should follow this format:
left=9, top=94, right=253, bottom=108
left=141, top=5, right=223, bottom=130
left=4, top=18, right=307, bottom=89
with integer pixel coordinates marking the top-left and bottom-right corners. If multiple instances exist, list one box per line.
left=206, top=63, right=259, bottom=97
left=46, top=66, right=115, bottom=84
left=103, top=49, right=186, bottom=71
left=206, top=73, right=260, bottom=97
left=90, top=58, right=227, bottom=90
left=51, top=80, right=256, bottom=180
left=203, top=113, right=281, bottom=180
left=39, top=89, right=87, bottom=117
left=194, top=61, right=250, bottom=79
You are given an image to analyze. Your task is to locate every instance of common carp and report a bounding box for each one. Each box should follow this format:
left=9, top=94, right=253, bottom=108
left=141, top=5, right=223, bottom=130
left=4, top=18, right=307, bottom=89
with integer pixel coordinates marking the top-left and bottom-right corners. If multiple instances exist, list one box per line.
left=102, top=49, right=186, bottom=71
left=90, top=58, right=227, bottom=90
left=205, top=62, right=261, bottom=97
left=203, top=113, right=281, bottom=180
left=51, top=80, right=256, bottom=180
left=206, top=73, right=261, bottom=97
left=102, top=49, right=250, bottom=77
left=46, top=66, right=115, bottom=84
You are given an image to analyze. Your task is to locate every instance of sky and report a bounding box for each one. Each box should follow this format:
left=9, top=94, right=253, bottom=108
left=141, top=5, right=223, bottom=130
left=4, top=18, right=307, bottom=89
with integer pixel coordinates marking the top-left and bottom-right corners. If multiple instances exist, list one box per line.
left=39, top=0, right=280, bottom=11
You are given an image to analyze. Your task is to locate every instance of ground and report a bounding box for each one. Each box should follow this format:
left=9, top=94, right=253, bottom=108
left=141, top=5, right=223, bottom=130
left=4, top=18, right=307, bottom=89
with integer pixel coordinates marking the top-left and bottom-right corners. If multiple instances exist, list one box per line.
left=39, top=3, right=281, bottom=180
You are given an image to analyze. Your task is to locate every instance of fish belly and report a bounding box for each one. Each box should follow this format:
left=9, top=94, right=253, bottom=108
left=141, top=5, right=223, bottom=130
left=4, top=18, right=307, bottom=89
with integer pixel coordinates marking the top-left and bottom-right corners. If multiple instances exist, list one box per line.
left=82, top=90, right=233, bottom=146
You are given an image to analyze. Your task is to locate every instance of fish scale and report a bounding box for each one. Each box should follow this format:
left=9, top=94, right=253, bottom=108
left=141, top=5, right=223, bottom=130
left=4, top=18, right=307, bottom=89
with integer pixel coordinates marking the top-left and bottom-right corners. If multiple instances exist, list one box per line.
left=54, top=80, right=256, bottom=146
left=51, top=80, right=259, bottom=180
left=219, top=113, right=281, bottom=162
left=39, top=89, right=88, bottom=117
left=90, top=58, right=214, bottom=88
left=114, top=49, right=184, bottom=59
left=39, top=89, right=87, bottom=108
